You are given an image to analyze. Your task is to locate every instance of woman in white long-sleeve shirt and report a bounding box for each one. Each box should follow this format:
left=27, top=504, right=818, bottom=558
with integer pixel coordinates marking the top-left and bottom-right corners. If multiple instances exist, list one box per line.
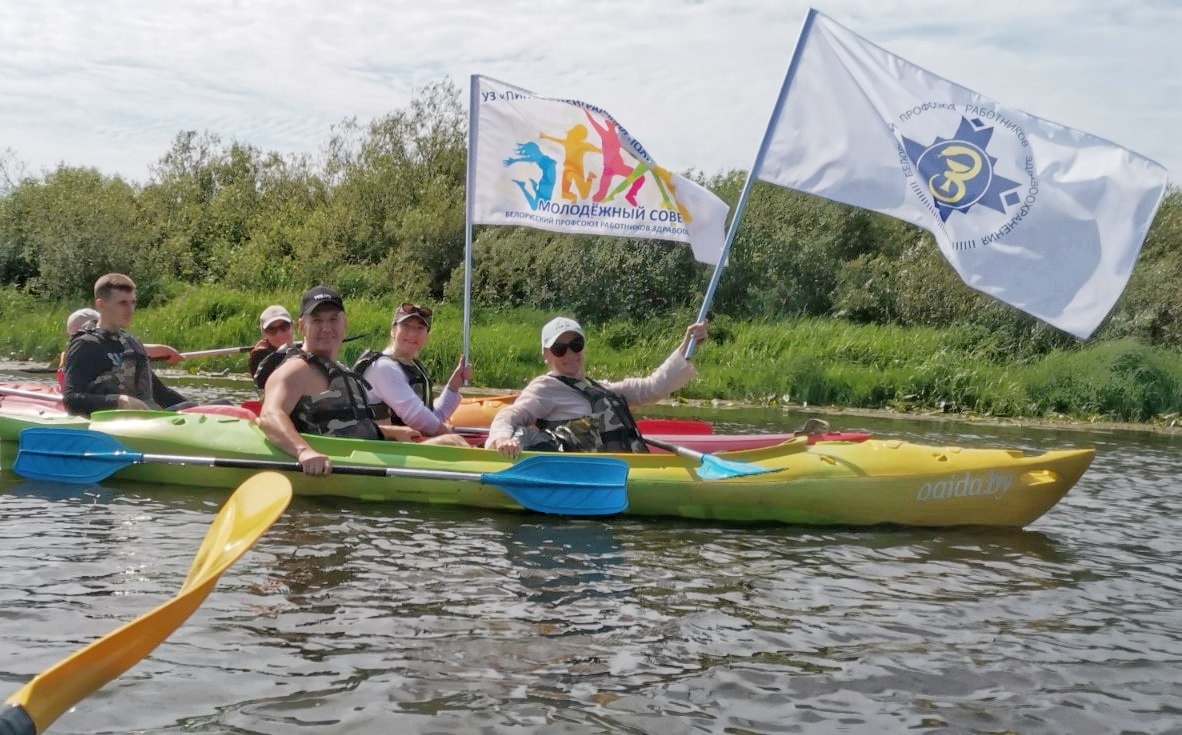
left=487, top=316, right=708, bottom=458
left=355, top=302, right=471, bottom=447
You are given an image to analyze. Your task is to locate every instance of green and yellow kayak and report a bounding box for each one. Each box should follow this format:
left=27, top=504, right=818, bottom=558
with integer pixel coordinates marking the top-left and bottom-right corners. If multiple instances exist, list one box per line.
left=0, top=409, right=1093, bottom=527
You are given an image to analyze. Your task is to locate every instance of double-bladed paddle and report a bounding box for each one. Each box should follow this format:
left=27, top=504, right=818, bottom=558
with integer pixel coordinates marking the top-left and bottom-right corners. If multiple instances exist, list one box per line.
left=14, top=428, right=629, bottom=517
left=642, top=436, right=777, bottom=480
left=445, top=422, right=772, bottom=481
left=0, top=472, right=292, bottom=735
left=174, top=333, right=366, bottom=360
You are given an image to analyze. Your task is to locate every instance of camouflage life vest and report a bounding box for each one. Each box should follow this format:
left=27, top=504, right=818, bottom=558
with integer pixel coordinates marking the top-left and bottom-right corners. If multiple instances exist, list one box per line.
left=72, top=327, right=159, bottom=408
left=286, top=350, right=382, bottom=440
left=352, top=350, right=432, bottom=426
left=531, top=375, right=648, bottom=453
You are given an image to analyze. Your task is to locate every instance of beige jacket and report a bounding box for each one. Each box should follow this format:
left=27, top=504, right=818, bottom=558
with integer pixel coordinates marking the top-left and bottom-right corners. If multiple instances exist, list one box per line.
left=487, top=350, right=696, bottom=444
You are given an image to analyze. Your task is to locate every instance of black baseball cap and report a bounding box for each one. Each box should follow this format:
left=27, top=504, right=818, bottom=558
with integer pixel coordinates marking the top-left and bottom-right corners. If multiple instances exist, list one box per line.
left=299, top=285, right=345, bottom=317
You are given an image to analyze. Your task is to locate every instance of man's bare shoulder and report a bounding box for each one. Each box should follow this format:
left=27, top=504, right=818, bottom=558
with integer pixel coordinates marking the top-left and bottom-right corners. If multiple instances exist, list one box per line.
left=270, top=357, right=323, bottom=391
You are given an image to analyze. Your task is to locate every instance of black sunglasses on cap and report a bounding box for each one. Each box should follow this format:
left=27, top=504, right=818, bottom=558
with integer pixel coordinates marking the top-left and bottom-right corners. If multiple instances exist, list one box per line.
left=549, top=336, right=585, bottom=357
left=394, top=303, right=433, bottom=329
left=398, top=302, right=433, bottom=318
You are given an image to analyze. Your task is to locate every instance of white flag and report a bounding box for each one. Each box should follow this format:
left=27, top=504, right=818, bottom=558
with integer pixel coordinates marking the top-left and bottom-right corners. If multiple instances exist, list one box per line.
left=754, top=10, right=1169, bottom=339
left=469, top=75, right=730, bottom=264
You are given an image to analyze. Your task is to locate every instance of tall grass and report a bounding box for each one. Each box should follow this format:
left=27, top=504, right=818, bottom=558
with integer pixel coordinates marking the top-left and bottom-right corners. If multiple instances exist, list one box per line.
left=5, top=286, right=1182, bottom=423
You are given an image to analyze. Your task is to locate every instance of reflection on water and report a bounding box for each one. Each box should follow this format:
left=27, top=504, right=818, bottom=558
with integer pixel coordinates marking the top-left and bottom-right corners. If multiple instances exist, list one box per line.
left=504, top=518, right=625, bottom=609
left=0, top=372, right=1180, bottom=732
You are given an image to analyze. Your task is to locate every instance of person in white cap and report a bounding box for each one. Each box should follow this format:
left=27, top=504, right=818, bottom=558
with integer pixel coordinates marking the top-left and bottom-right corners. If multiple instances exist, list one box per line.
left=487, top=316, right=708, bottom=457
left=248, top=304, right=296, bottom=389
left=66, top=307, right=100, bottom=336
left=54, top=308, right=100, bottom=389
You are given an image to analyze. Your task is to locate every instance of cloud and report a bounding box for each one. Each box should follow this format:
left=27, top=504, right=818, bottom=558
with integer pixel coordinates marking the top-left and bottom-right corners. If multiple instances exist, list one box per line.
left=0, top=0, right=1176, bottom=183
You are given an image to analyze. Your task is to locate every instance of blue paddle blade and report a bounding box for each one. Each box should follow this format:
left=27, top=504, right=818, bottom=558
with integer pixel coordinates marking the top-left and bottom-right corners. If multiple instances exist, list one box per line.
left=14, top=428, right=143, bottom=484
left=642, top=435, right=774, bottom=480
left=483, top=455, right=630, bottom=516
left=696, top=454, right=777, bottom=481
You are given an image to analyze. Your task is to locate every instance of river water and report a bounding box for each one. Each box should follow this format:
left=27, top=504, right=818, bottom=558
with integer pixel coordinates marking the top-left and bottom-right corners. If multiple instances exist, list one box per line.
left=0, top=370, right=1179, bottom=733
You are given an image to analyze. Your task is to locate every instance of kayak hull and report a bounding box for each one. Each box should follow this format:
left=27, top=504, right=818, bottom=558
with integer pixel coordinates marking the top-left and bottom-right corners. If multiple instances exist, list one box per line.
left=1, top=410, right=1094, bottom=528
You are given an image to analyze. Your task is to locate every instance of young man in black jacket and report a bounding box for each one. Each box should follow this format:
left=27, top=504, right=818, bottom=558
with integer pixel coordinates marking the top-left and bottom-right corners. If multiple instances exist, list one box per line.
left=62, top=273, right=190, bottom=417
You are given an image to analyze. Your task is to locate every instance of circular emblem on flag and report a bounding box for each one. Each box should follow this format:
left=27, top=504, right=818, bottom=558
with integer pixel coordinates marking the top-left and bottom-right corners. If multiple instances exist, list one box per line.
left=903, top=117, right=1024, bottom=223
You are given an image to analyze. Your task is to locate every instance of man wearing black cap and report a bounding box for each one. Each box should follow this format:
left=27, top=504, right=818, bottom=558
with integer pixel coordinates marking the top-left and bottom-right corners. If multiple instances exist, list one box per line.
left=258, top=286, right=385, bottom=475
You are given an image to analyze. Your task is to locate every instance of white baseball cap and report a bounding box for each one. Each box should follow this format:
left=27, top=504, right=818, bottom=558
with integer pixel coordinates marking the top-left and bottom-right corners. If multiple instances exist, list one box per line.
left=66, top=308, right=99, bottom=336
left=540, top=316, right=584, bottom=349
left=259, top=304, right=293, bottom=330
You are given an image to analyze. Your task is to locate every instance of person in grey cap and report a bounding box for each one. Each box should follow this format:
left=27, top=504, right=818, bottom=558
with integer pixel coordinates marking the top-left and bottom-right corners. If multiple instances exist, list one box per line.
left=487, top=316, right=708, bottom=457
left=248, top=304, right=296, bottom=389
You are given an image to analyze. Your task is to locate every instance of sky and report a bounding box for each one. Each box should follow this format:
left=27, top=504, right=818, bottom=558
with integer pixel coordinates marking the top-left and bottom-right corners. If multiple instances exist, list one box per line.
left=1, top=0, right=1178, bottom=186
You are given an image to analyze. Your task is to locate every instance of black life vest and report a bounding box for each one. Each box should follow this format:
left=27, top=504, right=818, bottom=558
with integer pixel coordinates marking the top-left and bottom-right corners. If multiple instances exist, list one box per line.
left=72, top=327, right=158, bottom=407
left=252, top=344, right=292, bottom=390
left=535, top=375, right=648, bottom=453
left=284, top=350, right=382, bottom=440
left=352, top=350, right=433, bottom=426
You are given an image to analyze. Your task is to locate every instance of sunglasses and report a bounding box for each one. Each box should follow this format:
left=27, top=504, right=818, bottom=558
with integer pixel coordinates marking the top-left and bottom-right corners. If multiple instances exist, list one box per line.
left=263, top=322, right=291, bottom=335
left=398, top=303, right=433, bottom=319
left=549, top=336, right=585, bottom=357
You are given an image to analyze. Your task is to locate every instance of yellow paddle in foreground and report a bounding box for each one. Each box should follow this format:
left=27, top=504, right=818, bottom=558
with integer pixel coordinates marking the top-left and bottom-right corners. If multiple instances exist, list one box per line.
left=0, top=472, right=293, bottom=735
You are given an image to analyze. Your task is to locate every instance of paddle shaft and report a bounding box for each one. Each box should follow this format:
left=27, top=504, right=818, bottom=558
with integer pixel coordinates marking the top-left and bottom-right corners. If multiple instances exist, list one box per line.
left=176, top=346, right=252, bottom=359
left=109, top=450, right=489, bottom=482
left=642, top=435, right=705, bottom=460
left=0, top=706, right=34, bottom=735
left=132, top=452, right=624, bottom=489
left=174, top=334, right=365, bottom=360
left=0, top=387, right=59, bottom=403
left=642, top=435, right=775, bottom=479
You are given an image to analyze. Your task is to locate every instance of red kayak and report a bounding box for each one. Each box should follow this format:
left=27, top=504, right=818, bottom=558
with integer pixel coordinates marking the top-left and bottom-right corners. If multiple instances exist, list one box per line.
left=0, top=383, right=256, bottom=420
left=0, top=382, right=65, bottom=418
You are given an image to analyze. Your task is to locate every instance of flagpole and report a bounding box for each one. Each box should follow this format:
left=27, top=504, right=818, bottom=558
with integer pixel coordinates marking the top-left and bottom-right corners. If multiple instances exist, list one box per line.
left=462, top=74, right=479, bottom=364
left=686, top=9, right=818, bottom=359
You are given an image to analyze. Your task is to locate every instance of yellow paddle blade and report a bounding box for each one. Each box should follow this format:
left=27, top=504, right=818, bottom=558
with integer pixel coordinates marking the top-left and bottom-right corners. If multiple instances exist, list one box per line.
left=5, top=472, right=292, bottom=734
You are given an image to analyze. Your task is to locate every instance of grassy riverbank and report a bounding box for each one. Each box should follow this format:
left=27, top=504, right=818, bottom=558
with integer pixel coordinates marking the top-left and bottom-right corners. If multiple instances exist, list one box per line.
left=4, top=286, right=1181, bottom=425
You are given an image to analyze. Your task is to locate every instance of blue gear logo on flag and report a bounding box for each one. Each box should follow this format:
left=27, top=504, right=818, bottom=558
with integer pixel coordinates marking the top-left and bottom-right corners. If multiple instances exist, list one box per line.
left=903, top=117, right=1025, bottom=227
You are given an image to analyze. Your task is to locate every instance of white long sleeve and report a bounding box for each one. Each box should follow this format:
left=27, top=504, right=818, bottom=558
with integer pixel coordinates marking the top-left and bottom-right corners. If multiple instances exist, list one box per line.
left=363, top=354, right=461, bottom=435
